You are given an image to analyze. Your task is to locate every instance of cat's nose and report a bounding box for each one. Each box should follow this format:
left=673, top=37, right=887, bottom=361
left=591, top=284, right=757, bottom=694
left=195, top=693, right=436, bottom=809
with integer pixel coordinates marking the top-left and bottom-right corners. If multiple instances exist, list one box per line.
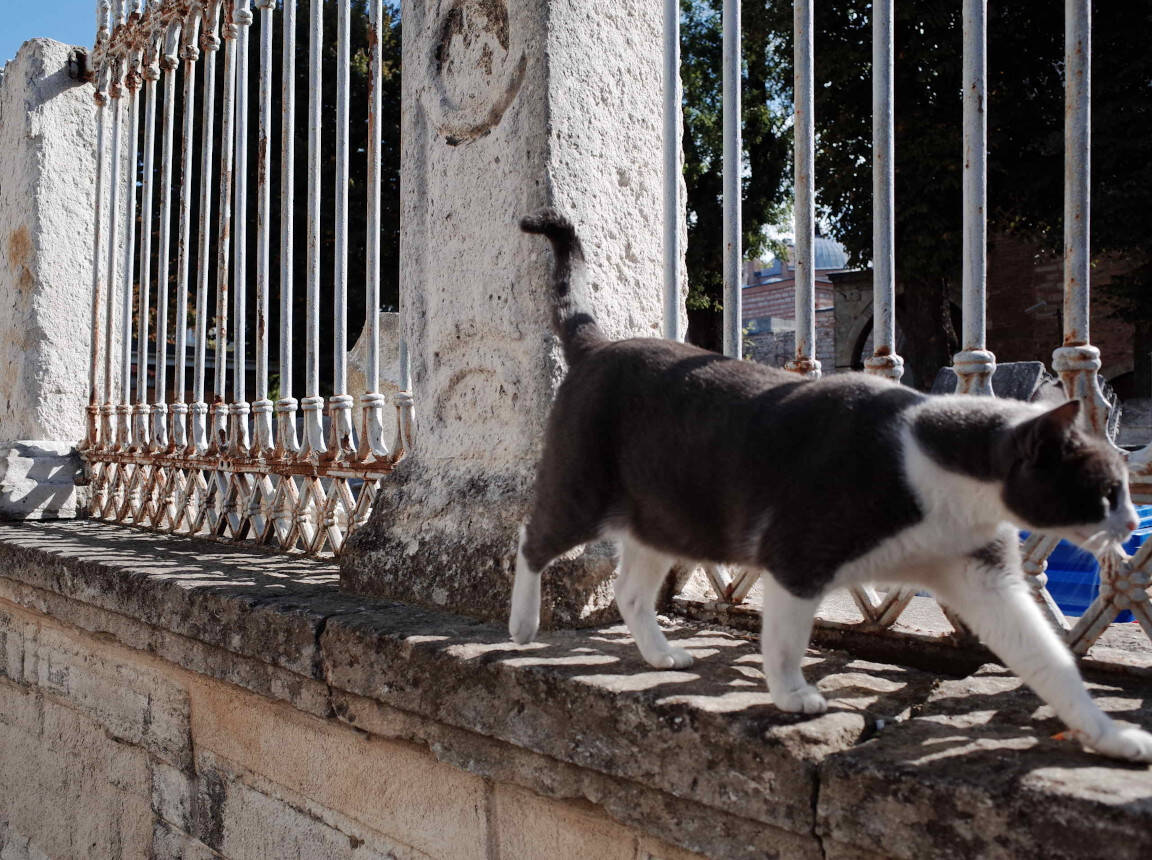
left=1126, top=517, right=1140, bottom=533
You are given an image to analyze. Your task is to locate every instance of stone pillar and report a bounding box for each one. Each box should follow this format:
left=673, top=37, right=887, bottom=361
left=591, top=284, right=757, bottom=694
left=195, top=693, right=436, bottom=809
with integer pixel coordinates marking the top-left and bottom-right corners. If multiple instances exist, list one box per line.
left=0, top=40, right=97, bottom=519
left=342, top=0, right=685, bottom=626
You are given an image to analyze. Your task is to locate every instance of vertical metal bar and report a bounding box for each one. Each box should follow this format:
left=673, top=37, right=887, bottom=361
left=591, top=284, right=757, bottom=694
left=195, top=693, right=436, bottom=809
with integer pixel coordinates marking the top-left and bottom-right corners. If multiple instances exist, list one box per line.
left=953, top=0, right=996, bottom=395
left=1052, top=0, right=1109, bottom=432
left=192, top=4, right=221, bottom=453
left=119, top=8, right=143, bottom=451
left=328, top=0, right=355, bottom=459
left=230, top=0, right=253, bottom=456
left=1064, top=0, right=1090, bottom=349
left=662, top=0, right=681, bottom=342
left=84, top=1, right=112, bottom=453
left=864, top=0, right=904, bottom=382
left=359, top=0, right=390, bottom=461
left=1064, top=0, right=1090, bottom=354
left=102, top=45, right=123, bottom=452
left=152, top=22, right=180, bottom=451
left=135, top=28, right=159, bottom=451
left=786, top=0, right=821, bottom=379
left=720, top=0, right=741, bottom=359
left=252, top=0, right=275, bottom=456
left=211, top=6, right=239, bottom=453
left=171, top=9, right=202, bottom=452
left=276, top=0, right=300, bottom=457
left=302, top=0, right=328, bottom=457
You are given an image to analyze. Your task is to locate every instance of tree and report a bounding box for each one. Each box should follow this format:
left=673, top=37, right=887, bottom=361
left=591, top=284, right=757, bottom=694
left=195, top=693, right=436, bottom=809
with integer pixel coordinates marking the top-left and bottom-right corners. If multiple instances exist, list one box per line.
left=758, top=0, right=1152, bottom=389
left=681, top=0, right=792, bottom=352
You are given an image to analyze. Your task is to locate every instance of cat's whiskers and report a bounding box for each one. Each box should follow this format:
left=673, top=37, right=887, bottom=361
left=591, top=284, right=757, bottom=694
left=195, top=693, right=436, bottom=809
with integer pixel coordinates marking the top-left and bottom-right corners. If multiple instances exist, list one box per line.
left=1078, top=530, right=1111, bottom=557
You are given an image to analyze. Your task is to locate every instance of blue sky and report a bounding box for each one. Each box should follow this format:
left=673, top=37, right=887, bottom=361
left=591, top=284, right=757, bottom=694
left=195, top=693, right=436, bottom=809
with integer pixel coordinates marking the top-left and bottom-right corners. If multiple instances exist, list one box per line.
left=2, top=1, right=97, bottom=67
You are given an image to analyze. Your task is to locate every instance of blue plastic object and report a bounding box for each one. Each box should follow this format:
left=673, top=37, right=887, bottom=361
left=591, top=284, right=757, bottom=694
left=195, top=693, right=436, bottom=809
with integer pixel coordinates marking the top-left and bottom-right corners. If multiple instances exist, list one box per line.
left=1027, top=504, right=1152, bottom=623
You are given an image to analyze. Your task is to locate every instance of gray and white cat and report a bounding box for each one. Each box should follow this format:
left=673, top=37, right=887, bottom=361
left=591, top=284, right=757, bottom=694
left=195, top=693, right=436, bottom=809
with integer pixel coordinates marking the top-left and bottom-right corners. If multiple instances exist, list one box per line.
left=508, top=209, right=1152, bottom=762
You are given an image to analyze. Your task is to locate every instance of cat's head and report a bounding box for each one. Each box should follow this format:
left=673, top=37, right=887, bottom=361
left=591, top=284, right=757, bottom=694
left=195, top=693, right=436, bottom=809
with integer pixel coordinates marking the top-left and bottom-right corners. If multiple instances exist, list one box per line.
left=1000, top=400, right=1138, bottom=549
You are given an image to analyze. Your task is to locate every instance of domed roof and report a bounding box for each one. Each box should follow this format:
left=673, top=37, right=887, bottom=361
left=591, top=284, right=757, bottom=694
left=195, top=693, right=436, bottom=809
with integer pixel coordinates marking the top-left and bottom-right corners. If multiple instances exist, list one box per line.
left=813, top=236, right=849, bottom=271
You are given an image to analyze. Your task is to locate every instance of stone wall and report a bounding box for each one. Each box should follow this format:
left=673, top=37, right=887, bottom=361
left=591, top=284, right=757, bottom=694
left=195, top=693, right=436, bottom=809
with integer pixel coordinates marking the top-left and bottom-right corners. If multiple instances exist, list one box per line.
left=0, top=523, right=709, bottom=860
left=4, top=521, right=1152, bottom=860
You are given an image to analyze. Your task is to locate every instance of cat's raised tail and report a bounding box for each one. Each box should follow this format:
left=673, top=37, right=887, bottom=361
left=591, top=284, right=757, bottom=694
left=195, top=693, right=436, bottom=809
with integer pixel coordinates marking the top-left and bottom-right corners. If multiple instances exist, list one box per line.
left=520, top=209, right=606, bottom=365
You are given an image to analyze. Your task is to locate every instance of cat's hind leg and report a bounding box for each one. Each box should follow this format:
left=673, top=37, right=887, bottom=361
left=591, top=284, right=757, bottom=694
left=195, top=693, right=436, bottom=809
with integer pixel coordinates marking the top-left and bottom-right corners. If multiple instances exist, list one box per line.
left=759, top=573, right=826, bottom=713
left=509, top=509, right=601, bottom=645
left=509, top=526, right=543, bottom=644
left=616, top=534, right=693, bottom=669
left=931, top=539, right=1152, bottom=762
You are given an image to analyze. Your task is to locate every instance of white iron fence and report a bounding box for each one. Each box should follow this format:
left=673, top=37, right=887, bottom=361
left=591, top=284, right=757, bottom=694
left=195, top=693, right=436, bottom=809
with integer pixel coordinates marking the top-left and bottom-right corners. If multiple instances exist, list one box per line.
left=81, top=0, right=1152, bottom=659
left=82, top=0, right=411, bottom=555
left=663, top=0, right=1152, bottom=660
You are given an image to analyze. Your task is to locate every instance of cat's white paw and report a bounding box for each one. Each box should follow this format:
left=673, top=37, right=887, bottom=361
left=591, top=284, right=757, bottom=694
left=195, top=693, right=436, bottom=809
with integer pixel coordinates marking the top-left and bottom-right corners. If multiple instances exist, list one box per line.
left=1081, top=725, right=1152, bottom=763
left=508, top=614, right=538, bottom=645
left=773, top=684, right=828, bottom=714
left=646, top=647, right=695, bottom=670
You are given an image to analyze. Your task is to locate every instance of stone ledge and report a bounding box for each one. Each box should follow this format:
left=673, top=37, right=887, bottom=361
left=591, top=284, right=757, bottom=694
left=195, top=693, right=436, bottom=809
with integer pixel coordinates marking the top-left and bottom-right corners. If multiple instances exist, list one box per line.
left=0, top=521, right=1151, bottom=858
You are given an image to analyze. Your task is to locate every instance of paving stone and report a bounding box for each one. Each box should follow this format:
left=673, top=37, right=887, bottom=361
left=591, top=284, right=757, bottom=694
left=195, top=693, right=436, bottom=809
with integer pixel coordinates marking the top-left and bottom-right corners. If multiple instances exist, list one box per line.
left=321, top=607, right=937, bottom=836
left=818, top=664, right=1152, bottom=859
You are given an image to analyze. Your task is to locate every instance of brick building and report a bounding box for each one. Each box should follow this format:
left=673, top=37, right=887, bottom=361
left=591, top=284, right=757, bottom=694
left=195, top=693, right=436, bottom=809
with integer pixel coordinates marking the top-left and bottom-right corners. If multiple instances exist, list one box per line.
left=830, top=233, right=1141, bottom=396
left=741, top=237, right=846, bottom=370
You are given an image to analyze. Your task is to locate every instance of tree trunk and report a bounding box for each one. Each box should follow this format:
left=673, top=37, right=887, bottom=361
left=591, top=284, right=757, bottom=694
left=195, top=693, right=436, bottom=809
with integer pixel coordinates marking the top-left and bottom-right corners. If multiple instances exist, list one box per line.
left=1134, top=320, right=1152, bottom=399
left=687, top=307, right=723, bottom=354
left=898, top=277, right=958, bottom=391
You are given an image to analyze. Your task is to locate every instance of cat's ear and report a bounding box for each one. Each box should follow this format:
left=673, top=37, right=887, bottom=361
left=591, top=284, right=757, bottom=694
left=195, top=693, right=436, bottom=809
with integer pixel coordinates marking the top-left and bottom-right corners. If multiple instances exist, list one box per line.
left=1015, top=399, right=1081, bottom=464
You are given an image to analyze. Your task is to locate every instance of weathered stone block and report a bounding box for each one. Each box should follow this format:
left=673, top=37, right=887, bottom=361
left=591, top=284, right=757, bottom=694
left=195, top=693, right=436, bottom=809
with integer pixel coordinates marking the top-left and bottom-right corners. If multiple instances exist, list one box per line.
left=0, top=39, right=96, bottom=444
left=341, top=0, right=687, bottom=627
left=16, top=610, right=192, bottom=768
left=150, top=820, right=219, bottom=860
left=492, top=784, right=636, bottom=860
left=638, top=835, right=712, bottom=860
left=0, top=442, right=87, bottom=520
left=0, top=677, right=42, bottom=736
left=0, top=681, right=152, bottom=859
left=192, top=762, right=420, bottom=860
left=189, top=679, right=488, bottom=859
left=0, top=821, right=51, bottom=860
left=152, top=762, right=196, bottom=834
left=0, top=608, right=26, bottom=684
left=817, top=665, right=1152, bottom=859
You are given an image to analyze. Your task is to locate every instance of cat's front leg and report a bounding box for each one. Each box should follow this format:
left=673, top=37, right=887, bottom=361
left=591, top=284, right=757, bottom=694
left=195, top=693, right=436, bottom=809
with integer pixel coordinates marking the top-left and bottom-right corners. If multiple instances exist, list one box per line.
left=759, top=573, right=826, bottom=714
left=932, top=542, right=1152, bottom=763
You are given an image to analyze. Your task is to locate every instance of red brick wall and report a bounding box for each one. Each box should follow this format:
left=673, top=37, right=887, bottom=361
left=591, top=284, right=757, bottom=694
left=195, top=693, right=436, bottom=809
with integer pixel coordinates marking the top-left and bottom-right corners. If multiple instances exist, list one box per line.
left=986, top=234, right=1134, bottom=381
left=742, top=281, right=834, bottom=322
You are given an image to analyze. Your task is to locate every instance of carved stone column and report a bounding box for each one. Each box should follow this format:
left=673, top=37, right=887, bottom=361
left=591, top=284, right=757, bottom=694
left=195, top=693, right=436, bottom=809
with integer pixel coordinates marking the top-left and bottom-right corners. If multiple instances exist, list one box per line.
left=0, top=40, right=97, bottom=519
left=341, top=0, right=684, bottom=626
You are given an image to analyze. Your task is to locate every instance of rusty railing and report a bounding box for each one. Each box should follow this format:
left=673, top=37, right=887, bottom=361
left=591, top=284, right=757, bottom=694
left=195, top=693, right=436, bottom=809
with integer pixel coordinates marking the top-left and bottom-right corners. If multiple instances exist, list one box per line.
left=81, top=0, right=410, bottom=555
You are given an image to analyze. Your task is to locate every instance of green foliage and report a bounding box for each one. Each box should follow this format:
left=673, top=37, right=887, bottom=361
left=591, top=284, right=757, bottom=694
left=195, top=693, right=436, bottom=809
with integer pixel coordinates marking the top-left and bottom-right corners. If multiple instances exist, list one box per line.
left=751, top=0, right=1152, bottom=384
left=681, top=0, right=792, bottom=350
